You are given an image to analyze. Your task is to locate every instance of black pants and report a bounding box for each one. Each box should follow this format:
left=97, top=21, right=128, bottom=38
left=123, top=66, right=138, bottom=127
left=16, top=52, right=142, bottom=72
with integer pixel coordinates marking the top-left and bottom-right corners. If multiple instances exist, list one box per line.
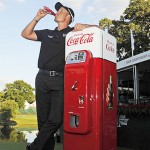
left=30, top=72, right=64, bottom=150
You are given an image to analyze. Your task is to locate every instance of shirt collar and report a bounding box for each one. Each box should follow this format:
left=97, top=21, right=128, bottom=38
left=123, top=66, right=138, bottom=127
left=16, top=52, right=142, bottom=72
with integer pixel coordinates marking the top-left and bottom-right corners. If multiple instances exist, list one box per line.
left=54, top=26, right=71, bottom=32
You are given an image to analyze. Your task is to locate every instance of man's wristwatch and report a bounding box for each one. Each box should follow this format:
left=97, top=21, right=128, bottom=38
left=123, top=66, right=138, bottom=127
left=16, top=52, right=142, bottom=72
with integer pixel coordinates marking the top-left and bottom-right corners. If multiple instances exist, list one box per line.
left=33, top=17, right=39, bottom=23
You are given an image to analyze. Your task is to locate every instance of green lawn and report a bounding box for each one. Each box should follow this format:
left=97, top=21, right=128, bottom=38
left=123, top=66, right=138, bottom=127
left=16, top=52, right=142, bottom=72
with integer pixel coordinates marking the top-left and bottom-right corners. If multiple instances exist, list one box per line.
left=0, top=142, right=62, bottom=150
left=0, top=142, right=26, bottom=150
left=14, top=114, right=37, bottom=129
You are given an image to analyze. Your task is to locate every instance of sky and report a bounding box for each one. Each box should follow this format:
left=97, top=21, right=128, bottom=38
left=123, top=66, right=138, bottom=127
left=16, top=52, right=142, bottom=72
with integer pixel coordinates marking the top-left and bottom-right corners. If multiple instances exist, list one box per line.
left=0, top=0, right=130, bottom=90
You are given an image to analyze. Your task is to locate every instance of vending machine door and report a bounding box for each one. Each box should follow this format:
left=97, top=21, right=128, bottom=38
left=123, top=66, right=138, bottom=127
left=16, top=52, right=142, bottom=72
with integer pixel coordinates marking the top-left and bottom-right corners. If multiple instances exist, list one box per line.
left=64, top=50, right=93, bottom=134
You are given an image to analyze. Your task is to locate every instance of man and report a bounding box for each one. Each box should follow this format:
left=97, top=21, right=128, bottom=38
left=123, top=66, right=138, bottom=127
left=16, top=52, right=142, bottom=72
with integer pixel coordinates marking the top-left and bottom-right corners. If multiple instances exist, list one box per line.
left=22, top=2, right=99, bottom=150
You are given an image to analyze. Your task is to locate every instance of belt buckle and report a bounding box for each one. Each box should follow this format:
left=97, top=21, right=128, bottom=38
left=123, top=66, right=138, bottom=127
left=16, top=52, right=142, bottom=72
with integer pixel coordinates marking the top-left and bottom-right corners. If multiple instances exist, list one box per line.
left=50, top=71, right=56, bottom=76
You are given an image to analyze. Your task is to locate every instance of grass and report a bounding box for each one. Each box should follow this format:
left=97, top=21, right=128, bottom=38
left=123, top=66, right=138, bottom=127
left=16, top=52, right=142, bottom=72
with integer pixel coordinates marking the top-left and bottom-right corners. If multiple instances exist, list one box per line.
left=13, top=114, right=37, bottom=129
left=0, top=142, right=26, bottom=150
left=0, top=142, right=62, bottom=150
left=0, top=142, right=63, bottom=150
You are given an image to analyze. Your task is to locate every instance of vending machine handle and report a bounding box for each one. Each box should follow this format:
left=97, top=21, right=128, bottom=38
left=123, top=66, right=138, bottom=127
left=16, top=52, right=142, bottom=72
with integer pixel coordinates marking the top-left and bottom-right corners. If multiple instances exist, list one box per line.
left=71, top=81, right=78, bottom=91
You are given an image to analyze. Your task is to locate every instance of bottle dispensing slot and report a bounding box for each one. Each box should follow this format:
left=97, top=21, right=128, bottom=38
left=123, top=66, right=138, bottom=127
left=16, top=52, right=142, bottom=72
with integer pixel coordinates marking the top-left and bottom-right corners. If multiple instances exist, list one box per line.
left=70, top=115, right=79, bottom=128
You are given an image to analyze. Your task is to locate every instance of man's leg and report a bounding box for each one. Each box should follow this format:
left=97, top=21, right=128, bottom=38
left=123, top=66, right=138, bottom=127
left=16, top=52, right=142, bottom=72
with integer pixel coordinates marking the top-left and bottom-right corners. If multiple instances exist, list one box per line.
left=28, top=73, right=52, bottom=150
left=35, top=73, right=51, bottom=131
left=30, top=89, right=64, bottom=150
left=43, top=89, right=64, bottom=150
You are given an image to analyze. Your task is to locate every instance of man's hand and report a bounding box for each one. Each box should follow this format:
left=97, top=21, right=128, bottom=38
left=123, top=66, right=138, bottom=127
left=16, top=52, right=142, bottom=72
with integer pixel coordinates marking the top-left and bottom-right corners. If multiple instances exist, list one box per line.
left=73, top=23, right=101, bottom=32
left=35, top=9, right=49, bottom=21
left=73, top=23, right=88, bottom=32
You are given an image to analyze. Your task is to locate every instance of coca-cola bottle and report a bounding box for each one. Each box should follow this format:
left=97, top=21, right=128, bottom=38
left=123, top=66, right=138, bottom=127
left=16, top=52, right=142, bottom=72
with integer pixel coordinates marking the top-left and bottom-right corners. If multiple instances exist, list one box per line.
left=43, top=6, right=56, bottom=16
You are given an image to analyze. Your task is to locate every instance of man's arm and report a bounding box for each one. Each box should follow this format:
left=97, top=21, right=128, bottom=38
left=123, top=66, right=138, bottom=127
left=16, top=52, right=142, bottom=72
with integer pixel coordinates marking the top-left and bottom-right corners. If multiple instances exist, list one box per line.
left=73, top=23, right=101, bottom=32
left=21, top=9, right=48, bottom=41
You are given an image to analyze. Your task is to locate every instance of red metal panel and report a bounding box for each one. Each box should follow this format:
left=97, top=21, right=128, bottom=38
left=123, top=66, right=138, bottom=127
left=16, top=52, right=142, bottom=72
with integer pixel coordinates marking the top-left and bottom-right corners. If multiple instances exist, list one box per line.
left=64, top=50, right=93, bottom=134
left=64, top=51, right=117, bottom=150
left=102, top=60, right=117, bottom=150
left=64, top=56, right=104, bottom=150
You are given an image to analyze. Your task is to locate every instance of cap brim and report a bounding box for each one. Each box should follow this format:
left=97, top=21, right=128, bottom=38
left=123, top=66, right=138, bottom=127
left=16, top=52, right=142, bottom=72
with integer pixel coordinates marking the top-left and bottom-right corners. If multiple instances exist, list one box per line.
left=55, top=2, right=63, bottom=11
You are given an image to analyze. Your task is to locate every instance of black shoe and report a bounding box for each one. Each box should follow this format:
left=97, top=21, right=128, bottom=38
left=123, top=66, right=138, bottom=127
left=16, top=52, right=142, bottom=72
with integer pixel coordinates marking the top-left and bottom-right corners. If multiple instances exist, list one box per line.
left=26, top=144, right=31, bottom=150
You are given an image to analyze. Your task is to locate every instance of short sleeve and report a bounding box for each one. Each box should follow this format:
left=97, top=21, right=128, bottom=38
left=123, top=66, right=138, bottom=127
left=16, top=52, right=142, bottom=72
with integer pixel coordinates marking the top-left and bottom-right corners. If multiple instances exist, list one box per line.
left=34, top=29, right=48, bottom=41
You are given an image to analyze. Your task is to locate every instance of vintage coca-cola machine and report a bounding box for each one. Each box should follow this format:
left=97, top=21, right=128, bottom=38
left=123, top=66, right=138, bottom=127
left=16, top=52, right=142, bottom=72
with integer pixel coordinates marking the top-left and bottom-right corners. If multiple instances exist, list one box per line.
left=64, top=27, right=117, bottom=150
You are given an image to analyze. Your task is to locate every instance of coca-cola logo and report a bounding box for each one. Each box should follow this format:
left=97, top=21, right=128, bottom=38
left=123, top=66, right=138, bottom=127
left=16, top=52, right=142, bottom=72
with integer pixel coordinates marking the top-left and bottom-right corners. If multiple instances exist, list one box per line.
left=106, top=44, right=115, bottom=53
left=67, top=33, right=94, bottom=46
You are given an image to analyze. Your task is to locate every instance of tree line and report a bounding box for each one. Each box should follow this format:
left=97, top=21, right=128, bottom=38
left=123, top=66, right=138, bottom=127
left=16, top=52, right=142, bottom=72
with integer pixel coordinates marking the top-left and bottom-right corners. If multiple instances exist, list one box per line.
left=99, top=0, right=150, bottom=60
left=0, top=80, right=35, bottom=122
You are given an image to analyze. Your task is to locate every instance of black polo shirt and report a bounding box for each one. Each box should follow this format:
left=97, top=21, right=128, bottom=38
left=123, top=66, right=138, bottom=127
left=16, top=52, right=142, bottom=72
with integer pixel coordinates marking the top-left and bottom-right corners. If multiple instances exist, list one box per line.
left=35, top=26, right=73, bottom=72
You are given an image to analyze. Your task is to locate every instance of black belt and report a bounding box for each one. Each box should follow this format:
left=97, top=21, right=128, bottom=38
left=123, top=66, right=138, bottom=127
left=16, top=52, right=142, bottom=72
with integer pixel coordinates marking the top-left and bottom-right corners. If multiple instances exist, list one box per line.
left=39, top=69, right=64, bottom=76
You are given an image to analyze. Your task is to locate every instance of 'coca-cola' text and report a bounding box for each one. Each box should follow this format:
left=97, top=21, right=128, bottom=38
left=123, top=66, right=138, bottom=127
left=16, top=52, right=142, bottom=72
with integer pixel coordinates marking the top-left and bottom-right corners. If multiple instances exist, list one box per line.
left=67, top=33, right=94, bottom=46
left=106, top=44, right=115, bottom=53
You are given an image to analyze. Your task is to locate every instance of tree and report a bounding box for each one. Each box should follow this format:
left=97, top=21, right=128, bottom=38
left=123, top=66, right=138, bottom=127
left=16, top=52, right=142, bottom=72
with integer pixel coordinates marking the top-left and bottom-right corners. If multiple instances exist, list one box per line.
left=1, top=100, right=18, bottom=120
left=3, top=80, right=35, bottom=108
left=0, top=125, right=14, bottom=140
left=99, top=18, right=112, bottom=31
left=0, top=91, right=4, bottom=101
left=99, top=0, right=150, bottom=60
left=10, top=130, right=25, bottom=142
left=124, top=0, right=150, bottom=55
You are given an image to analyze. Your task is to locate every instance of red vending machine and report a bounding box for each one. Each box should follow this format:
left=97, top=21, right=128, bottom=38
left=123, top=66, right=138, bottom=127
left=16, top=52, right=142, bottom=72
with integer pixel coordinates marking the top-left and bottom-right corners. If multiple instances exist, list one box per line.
left=64, top=27, right=117, bottom=150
